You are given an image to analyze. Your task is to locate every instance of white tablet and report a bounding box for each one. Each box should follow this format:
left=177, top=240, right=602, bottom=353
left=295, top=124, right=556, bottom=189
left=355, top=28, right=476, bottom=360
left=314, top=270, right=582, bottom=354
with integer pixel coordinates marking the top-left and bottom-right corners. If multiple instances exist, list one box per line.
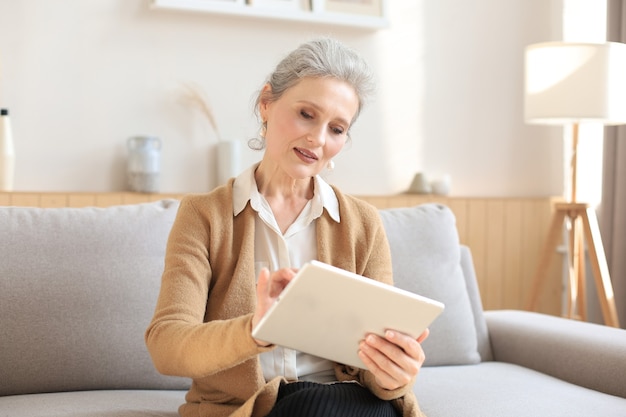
left=251, top=260, right=445, bottom=369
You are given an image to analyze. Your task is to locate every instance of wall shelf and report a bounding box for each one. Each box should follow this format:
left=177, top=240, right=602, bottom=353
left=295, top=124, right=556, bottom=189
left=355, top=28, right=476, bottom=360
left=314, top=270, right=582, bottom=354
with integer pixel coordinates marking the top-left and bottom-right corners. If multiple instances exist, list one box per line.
left=151, top=0, right=389, bottom=30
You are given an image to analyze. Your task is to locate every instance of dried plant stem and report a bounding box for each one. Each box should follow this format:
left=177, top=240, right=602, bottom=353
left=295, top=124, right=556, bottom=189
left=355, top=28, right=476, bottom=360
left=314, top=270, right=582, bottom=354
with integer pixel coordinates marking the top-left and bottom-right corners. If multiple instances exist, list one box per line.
left=182, top=82, right=222, bottom=142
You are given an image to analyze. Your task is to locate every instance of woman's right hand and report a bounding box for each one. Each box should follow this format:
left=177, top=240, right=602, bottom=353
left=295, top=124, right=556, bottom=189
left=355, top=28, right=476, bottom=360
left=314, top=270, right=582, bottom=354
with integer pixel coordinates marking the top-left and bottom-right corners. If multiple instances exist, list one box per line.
left=252, top=267, right=297, bottom=346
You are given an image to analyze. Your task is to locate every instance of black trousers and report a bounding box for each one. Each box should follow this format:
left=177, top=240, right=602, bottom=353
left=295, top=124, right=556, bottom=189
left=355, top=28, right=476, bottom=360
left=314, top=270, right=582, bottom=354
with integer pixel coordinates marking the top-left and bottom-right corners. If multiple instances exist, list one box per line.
left=265, top=381, right=400, bottom=417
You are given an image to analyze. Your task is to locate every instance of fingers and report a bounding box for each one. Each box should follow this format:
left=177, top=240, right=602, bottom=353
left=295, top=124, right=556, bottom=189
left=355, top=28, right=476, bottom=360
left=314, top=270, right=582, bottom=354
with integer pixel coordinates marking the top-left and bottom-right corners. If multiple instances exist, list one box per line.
left=358, top=333, right=411, bottom=390
left=358, top=330, right=427, bottom=391
left=252, top=268, right=297, bottom=342
left=417, top=328, right=430, bottom=343
left=265, top=268, right=297, bottom=298
left=256, top=268, right=296, bottom=303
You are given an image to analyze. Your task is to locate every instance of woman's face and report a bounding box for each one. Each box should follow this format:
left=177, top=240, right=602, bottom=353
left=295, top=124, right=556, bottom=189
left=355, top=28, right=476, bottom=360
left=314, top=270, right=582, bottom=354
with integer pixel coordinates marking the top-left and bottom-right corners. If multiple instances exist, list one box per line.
left=259, top=77, right=359, bottom=180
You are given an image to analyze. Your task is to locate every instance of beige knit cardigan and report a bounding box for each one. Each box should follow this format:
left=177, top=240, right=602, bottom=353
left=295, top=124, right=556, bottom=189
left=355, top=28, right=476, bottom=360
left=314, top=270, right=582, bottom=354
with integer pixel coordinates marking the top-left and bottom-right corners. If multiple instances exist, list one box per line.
left=145, top=181, right=424, bottom=417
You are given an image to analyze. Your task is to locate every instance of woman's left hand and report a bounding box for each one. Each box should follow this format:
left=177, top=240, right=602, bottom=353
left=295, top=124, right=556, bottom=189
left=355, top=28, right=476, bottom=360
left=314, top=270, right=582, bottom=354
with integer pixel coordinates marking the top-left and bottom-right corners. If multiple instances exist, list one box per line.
left=358, top=328, right=430, bottom=390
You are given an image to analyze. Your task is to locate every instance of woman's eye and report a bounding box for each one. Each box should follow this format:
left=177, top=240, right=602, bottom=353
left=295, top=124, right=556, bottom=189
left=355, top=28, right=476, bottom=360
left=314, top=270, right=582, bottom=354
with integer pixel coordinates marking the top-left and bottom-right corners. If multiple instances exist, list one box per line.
left=300, top=110, right=313, bottom=119
left=331, top=126, right=345, bottom=135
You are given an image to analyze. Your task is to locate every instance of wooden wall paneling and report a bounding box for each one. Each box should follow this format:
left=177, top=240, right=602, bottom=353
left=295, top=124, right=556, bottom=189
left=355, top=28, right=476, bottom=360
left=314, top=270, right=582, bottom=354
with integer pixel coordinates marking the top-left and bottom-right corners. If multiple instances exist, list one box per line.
left=539, top=200, right=564, bottom=316
left=520, top=199, right=538, bottom=307
left=383, top=194, right=415, bottom=208
left=528, top=198, right=565, bottom=315
left=67, top=194, right=97, bottom=208
left=485, top=200, right=506, bottom=310
left=519, top=199, right=562, bottom=316
left=361, top=195, right=394, bottom=209
left=426, top=196, right=449, bottom=207
left=465, top=199, right=488, bottom=307
left=6, top=193, right=41, bottom=207
left=39, top=193, right=69, bottom=208
left=150, top=193, right=187, bottom=202
left=121, top=193, right=156, bottom=205
left=503, top=200, right=524, bottom=310
left=94, top=193, right=125, bottom=207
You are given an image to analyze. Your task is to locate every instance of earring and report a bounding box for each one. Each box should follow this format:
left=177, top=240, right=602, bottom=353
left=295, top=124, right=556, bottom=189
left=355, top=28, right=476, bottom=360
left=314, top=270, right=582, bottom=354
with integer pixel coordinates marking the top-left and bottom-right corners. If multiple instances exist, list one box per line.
left=248, top=121, right=267, bottom=151
left=259, top=121, right=267, bottom=139
left=327, top=160, right=335, bottom=171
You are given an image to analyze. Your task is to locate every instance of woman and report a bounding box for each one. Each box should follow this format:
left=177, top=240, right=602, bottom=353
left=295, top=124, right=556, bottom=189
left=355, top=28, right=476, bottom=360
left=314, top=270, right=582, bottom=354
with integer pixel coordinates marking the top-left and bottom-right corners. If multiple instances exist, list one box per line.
left=145, top=38, right=428, bottom=417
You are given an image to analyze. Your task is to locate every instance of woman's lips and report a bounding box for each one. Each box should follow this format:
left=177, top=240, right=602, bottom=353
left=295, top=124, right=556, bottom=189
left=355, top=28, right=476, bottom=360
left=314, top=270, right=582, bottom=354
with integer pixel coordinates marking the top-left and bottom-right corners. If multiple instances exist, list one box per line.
left=294, top=147, right=318, bottom=163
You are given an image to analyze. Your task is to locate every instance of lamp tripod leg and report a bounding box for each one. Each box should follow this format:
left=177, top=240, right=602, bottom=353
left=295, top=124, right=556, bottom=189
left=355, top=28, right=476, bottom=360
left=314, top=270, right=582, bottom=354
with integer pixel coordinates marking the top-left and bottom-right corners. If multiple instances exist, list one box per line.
left=580, top=207, right=620, bottom=327
left=566, top=213, right=587, bottom=321
left=566, top=215, right=577, bottom=319
left=575, top=216, right=587, bottom=321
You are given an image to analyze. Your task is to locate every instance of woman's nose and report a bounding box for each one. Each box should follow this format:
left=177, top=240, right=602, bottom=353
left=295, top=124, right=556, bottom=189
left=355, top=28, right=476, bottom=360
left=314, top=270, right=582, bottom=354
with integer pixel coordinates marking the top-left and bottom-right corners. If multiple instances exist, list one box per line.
left=307, top=124, right=326, bottom=146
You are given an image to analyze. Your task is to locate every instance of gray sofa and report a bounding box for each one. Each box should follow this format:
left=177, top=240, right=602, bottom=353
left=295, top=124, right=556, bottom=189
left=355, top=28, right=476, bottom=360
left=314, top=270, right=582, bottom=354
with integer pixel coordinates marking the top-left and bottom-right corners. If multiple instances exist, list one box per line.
left=1, top=199, right=625, bottom=417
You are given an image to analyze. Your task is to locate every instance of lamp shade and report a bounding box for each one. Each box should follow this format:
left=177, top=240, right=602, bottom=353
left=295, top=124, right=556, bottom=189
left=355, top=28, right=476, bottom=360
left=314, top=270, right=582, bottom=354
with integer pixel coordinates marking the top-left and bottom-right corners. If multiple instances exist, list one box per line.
left=524, top=41, right=626, bottom=125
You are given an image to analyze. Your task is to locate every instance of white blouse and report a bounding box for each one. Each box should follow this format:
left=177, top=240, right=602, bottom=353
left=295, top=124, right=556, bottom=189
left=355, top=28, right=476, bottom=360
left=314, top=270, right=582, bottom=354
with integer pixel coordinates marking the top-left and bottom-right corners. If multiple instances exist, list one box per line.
left=232, top=164, right=340, bottom=383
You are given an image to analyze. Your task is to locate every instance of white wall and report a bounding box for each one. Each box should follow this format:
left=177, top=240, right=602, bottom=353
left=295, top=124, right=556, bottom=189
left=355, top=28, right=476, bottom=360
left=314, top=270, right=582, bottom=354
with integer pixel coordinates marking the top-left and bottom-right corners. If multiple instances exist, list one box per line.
left=0, top=0, right=564, bottom=196
left=419, top=0, right=564, bottom=197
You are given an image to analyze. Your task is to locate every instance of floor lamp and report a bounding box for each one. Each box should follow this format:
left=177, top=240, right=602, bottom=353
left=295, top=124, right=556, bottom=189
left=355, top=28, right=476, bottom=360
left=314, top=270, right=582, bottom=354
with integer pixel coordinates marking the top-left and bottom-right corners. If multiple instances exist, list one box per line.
left=524, top=41, right=626, bottom=328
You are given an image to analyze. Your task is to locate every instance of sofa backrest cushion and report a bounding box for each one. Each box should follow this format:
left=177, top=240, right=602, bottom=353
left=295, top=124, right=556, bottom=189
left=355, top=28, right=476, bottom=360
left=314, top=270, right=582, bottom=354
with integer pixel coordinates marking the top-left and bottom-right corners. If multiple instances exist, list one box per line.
left=380, top=204, right=484, bottom=366
left=0, top=200, right=189, bottom=396
left=459, top=245, right=493, bottom=361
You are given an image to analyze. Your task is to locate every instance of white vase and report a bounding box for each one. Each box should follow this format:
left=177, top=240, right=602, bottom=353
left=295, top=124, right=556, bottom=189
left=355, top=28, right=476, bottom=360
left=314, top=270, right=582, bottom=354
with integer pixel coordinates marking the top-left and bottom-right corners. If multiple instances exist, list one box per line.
left=0, top=109, right=15, bottom=191
left=431, top=174, right=452, bottom=196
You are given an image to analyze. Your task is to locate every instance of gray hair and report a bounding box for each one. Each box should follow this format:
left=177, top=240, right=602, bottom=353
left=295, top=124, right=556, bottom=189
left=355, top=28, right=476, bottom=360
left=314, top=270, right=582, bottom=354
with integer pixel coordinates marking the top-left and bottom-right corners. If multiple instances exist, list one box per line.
left=250, top=38, right=375, bottom=149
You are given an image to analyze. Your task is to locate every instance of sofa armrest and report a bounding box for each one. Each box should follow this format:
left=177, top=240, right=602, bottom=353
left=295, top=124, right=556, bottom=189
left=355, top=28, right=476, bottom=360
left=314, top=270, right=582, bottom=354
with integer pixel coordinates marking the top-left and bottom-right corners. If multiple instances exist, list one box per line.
left=485, top=310, right=626, bottom=399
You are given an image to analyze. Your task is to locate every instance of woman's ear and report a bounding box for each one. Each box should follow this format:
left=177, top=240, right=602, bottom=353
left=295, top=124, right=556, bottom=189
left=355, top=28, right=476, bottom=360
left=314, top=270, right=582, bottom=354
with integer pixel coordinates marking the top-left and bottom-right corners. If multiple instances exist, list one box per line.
left=259, top=84, right=272, bottom=118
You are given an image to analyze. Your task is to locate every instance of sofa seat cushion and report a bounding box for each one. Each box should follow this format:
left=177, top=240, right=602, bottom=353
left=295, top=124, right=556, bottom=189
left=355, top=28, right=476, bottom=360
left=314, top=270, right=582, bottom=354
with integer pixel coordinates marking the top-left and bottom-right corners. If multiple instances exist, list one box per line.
left=0, top=200, right=189, bottom=396
left=380, top=204, right=481, bottom=366
left=0, top=390, right=187, bottom=417
left=414, top=362, right=626, bottom=417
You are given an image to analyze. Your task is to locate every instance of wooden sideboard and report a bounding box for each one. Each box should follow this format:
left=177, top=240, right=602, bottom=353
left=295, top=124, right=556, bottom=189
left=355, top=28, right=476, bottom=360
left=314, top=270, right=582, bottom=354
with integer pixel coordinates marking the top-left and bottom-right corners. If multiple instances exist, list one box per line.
left=0, top=191, right=563, bottom=316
